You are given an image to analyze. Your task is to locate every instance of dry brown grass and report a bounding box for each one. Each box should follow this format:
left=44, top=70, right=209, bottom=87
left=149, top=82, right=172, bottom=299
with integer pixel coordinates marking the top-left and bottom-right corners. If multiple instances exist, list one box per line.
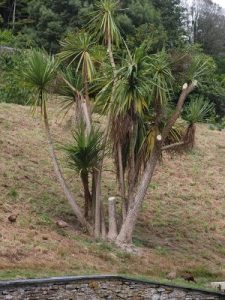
left=1, top=102, right=225, bottom=286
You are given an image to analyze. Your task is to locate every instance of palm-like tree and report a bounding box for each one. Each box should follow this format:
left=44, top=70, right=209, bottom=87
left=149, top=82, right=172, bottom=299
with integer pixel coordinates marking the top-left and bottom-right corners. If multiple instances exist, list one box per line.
left=58, top=31, right=102, bottom=132
left=88, top=0, right=120, bottom=72
left=183, top=96, right=214, bottom=148
left=64, top=125, right=103, bottom=219
left=87, top=0, right=121, bottom=236
left=23, top=49, right=93, bottom=234
left=97, top=48, right=174, bottom=206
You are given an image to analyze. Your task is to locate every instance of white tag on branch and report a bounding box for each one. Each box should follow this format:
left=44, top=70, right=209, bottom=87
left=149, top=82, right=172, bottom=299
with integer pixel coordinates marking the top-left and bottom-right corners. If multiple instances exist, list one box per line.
left=157, top=134, right=162, bottom=141
left=182, top=83, right=188, bottom=90
left=108, top=197, right=116, bottom=202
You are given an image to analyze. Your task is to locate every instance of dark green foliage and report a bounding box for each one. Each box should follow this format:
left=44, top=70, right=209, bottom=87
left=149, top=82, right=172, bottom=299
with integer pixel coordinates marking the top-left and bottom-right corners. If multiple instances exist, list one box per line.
left=0, top=0, right=225, bottom=117
left=23, top=0, right=93, bottom=52
left=183, top=96, right=214, bottom=124
left=152, top=0, right=185, bottom=47
left=22, top=49, right=57, bottom=109
left=64, top=124, right=103, bottom=174
left=190, top=0, right=225, bottom=56
left=0, top=51, right=33, bottom=105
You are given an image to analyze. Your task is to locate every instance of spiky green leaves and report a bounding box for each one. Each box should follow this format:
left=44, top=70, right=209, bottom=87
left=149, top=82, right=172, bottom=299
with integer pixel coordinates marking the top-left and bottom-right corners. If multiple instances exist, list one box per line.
left=58, top=32, right=99, bottom=82
left=23, top=49, right=57, bottom=111
left=148, top=51, right=174, bottom=106
left=188, top=54, right=216, bottom=85
left=183, top=97, right=214, bottom=124
left=88, top=0, right=121, bottom=46
left=64, top=125, right=103, bottom=174
left=96, top=47, right=173, bottom=118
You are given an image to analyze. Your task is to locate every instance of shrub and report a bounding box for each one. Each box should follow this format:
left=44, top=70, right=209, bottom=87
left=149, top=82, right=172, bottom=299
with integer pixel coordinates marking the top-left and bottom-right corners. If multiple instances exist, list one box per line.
left=0, top=51, right=33, bottom=105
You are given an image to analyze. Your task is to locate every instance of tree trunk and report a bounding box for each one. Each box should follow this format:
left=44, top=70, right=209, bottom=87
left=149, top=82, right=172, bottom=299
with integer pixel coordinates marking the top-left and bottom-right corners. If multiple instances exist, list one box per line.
left=108, top=197, right=118, bottom=241
left=93, top=32, right=117, bottom=238
left=80, top=95, right=91, bottom=135
left=74, top=96, right=82, bottom=125
left=61, top=76, right=91, bottom=134
left=83, top=63, right=92, bottom=120
left=94, top=169, right=101, bottom=238
left=184, top=123, right=196, bottom=149
left=115, top=83, right=197, bottom=246
left=162, top=82, right=197, bottom=141
left=101, top=202, right=107, bottom=239
left=12, top=0, right=16, bottom=31
left=91, top=171, right=97, bottom=220
left=116, top=146, right=161, bottom=245
left=127, top=122, right=138, bottom=210
left=117, top=142, right=127, bottom=222
left=80, top=171, right=92, bottom=218
left=94, top=117, right=111, bottom=238
left=108, top=34, right=116, bottom=74
left=43, top=102, right=93, bottom=235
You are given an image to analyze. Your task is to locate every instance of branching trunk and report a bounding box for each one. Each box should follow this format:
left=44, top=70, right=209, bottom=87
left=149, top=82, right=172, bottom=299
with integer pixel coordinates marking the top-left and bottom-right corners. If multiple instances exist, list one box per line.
left=43, top=102, right=93, bottom=235
left=116, top=83, right=197, bottom=245
left=116, top=146, right=161, bottom=245
left=162, top=82, right=197, bottom=141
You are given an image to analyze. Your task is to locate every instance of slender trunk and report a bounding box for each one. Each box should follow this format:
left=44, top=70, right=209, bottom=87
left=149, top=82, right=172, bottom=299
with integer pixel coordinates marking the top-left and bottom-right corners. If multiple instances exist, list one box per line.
left=43, top=102, right=93, bottom=235
left=117, top=142, right=127, bottom=221
left=101, top=202, right=107, bottom=239
left=12, top=0, right=16, bottom=31
left=108, top=197, right=118, bottom=241
left=80, top=171, right=92, bottom=219
left=80, top=95, right=91, bottom=135
left=162, top=141, right=186, bottom=151
left=162, top=82, right=197, bottom=141
left=61, top=76, right=91, bottom=134
left=94, top=169, right=101, bottom=238
left=94, top=33, right=117, bottom=237
left=91, top=171, right=97, bottom=220
left=108, top=35, right=116, bottom=75
left=108, top=34, right=127, bottom=221
left=94, top=116, right=111, bottom=238
left=127, top=122, right=138, bottom=210
left=83, top=62, right=92, bottom=122
left=74, top=96, right=82, bottom=125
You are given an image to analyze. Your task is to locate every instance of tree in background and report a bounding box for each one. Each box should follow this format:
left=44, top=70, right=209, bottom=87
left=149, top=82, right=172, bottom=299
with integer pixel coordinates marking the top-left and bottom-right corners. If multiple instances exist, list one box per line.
left=188, top=0, right=225, bottom=55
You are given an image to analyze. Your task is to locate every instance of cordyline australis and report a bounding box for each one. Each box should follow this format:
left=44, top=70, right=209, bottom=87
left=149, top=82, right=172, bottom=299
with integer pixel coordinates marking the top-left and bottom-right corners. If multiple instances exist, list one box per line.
left=22, top=0, right=212, bottom=247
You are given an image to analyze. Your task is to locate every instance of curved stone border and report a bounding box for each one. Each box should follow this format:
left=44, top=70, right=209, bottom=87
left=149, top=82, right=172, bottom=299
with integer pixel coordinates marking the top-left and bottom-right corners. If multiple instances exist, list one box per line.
left=0, top=275, right=224, bottom=299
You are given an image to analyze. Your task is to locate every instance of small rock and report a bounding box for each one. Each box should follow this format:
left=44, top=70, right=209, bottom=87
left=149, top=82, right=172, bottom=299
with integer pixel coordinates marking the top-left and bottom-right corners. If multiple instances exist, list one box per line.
left=56, top=220, right=69, bottom=228
left=166, top=271, right=177, bottom=280
left=8, top=214, right=18, bottom=223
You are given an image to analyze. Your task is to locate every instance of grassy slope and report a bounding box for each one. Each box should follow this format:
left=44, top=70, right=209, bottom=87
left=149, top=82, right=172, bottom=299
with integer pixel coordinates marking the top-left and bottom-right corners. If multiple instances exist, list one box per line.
left=1, top=102, right=225, bottom=288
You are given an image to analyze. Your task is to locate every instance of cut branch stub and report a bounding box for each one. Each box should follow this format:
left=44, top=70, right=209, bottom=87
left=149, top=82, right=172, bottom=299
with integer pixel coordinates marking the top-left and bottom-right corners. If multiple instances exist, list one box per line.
left=107, top=197, right=118, bottom=241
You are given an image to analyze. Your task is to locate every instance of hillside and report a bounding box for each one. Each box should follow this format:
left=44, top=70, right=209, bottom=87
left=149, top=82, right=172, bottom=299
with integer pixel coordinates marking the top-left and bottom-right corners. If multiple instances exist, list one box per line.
left=1, top=102, right=225, bottom=287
